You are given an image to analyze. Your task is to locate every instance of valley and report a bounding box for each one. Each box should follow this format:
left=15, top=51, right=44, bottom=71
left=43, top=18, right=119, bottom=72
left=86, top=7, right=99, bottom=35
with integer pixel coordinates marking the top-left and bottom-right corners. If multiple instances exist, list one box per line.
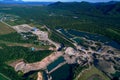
left=0, top=1, right=120, bottom=80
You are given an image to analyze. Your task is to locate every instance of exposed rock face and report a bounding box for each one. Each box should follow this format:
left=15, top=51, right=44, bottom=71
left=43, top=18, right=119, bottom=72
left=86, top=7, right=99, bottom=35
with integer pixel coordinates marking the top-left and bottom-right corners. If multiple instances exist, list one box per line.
left=65, top=47, right=78, bottom=56
left=37, top=72, right=43, bottom=80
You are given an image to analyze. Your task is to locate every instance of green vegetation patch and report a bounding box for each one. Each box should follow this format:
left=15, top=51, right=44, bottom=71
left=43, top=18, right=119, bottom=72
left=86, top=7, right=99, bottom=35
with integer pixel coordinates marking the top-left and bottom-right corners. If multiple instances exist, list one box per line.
left=0, top=3, right=120, bottom=44
left=0, top=32, right=49, bottom=49
left=0, top=30, right=52, bottom=80
left=76, top=66, right=110, bottom=80
left=72, top=64, right=88, bottom=79
left=0, top=22, right=15, bottom=35
left=5, top=17, right=27, bottom=26
left=0, top=44, right=52, bottom=63
left=0, top=44, right=52, bottom=80
left=0, top=63, right=23, bottom=80
left=50, top=31, right=75, bottom=47
left=0, top=32, right=37, bottom=43
left=105, top=28, right=120, bottom=43
left=107, top=29, right=120, bottom=36
left=0, top=73, right=10, bottom=80
left=0, top=32, right=26, bottom=43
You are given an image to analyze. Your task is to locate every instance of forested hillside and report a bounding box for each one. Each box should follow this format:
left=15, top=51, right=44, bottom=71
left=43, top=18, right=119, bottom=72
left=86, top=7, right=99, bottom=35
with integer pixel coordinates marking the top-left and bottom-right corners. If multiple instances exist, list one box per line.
left=0, top=1, right=120, bottom=43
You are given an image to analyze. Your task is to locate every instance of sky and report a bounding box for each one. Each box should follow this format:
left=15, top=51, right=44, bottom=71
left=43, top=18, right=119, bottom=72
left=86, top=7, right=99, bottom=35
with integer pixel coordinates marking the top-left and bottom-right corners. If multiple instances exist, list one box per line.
left=23, top=0, right=120, bottom=2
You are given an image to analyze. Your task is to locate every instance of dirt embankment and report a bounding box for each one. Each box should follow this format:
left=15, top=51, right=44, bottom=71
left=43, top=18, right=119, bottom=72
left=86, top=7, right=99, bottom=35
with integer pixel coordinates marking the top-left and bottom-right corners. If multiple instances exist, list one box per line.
left=10, top=51, right=64, bottom=73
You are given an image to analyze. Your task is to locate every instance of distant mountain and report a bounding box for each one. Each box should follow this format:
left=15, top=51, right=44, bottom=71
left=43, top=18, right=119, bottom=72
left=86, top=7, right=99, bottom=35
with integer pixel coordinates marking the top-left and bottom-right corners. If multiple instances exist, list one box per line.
left=48, top=1, right=120, bottom=17
left=0, top=0, right=23, bottom=3
left=95, top=2, right=120, bottom=15
left=0, top=1, right=53, bottom=6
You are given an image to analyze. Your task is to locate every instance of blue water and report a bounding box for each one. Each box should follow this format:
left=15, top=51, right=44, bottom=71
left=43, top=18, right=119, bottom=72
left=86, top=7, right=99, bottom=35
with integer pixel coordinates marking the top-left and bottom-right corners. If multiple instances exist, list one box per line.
left=47, top=56, right=74, bottom=80
left=50, top=64, right=72, bottom=80
left=58, top=29, right=120, bottom=49
left=47, top=56, right=65, bottom=71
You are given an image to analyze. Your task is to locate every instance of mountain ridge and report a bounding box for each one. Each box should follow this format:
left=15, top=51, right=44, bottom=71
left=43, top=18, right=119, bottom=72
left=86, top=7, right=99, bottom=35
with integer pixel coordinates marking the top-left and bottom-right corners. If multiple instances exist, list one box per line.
left=48, top=1, right=120, bottom=17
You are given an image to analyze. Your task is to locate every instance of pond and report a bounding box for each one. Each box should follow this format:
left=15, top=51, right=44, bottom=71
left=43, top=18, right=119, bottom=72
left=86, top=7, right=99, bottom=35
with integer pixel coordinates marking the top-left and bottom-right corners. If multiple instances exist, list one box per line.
left=47, top=56, right=79, bottom=80
left=47, top=56, right=65, bottom=71
left=57, top=29, right=120, bottom=49
left=50, top=64, right=73, bottom=80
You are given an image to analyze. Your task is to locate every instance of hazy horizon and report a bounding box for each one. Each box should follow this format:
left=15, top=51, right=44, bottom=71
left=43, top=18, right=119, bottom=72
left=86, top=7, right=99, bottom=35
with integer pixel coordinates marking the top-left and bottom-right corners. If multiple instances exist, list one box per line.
left=0, top=0, right=120, bottom=2
left=23, top=0, right=120, bottom=2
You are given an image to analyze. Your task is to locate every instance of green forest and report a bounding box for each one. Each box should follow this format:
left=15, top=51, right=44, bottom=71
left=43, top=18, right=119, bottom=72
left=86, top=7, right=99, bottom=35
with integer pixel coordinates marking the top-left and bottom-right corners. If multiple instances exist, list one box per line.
left=0, top=43, right=52, bottom=80
left=0, top=2, right=120, bottom=44
left=0, top=1, right=120, bottom=80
